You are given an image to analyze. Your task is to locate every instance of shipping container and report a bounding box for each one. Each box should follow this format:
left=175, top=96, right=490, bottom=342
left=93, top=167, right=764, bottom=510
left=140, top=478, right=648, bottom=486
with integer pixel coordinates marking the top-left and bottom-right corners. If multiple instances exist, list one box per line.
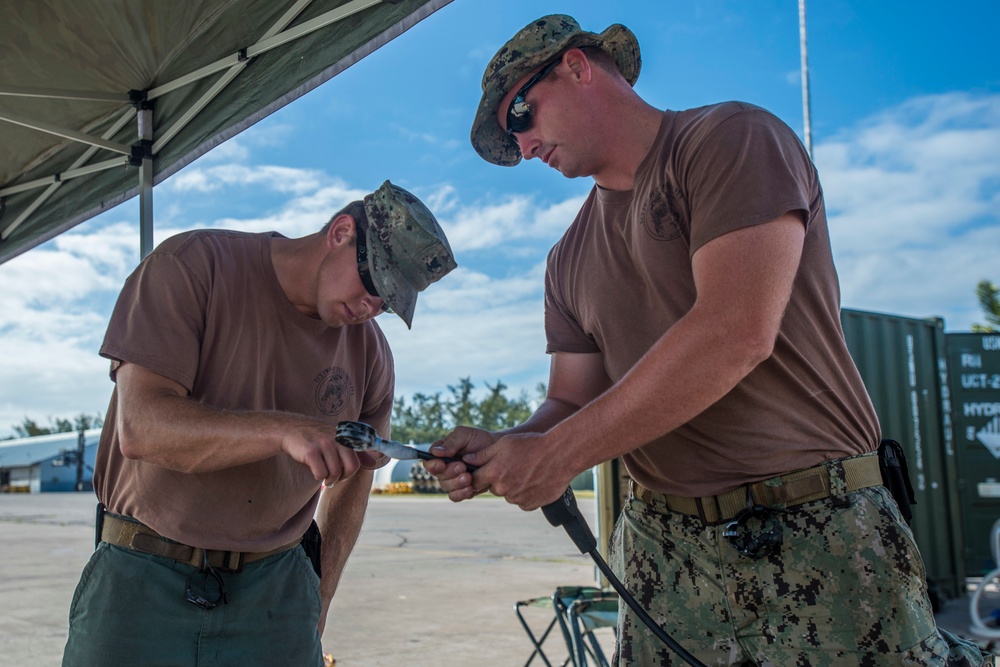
left=945, top=332, right=1000, bottom=577
left=841, top=309, right=965, bottom=603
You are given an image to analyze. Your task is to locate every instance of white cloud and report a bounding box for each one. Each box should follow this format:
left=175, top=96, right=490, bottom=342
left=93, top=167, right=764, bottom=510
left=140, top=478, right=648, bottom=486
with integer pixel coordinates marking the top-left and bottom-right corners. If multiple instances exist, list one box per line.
left=167, top=164, right=327, bottom=196
left=1, top=91, right=997, bottom=437
left=443, top=193, right=586, bottom=252
left=818, top=92, right=1000, bottom=330
left=378, top=264, right=550, bottom=400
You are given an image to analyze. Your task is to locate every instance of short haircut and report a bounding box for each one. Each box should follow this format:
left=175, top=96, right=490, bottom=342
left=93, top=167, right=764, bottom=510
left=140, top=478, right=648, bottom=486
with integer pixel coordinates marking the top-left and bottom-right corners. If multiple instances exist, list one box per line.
left=579, top=46, right=618, bottom=76
left=321, top=200, right=367, bottom=235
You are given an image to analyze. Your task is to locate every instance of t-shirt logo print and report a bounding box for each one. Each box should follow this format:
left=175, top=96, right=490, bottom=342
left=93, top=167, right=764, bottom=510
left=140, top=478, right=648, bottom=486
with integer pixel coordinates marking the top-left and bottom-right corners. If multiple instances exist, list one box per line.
left=314, top=366, right=355, bottom=416
left=642, top=187, right=684, bottom=241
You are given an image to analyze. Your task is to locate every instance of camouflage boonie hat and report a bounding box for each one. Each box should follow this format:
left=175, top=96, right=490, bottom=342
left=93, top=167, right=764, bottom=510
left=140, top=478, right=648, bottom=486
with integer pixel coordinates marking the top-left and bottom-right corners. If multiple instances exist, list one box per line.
left=471, top=14, right=641, bottom=167
left=362, top=180, right=456, bottom=329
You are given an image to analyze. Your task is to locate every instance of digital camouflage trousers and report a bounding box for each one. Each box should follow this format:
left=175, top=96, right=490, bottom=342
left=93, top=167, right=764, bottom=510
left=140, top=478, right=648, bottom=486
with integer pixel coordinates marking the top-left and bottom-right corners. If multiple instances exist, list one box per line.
left=610, top=477, right=987, bottom=666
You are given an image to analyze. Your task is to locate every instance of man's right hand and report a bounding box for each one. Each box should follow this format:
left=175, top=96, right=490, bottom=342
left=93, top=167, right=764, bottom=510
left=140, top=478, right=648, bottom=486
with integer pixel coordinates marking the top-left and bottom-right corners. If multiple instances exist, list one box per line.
left=424, top=426, right=497, bottom=501
left=281, top=427, right=362, bottom=487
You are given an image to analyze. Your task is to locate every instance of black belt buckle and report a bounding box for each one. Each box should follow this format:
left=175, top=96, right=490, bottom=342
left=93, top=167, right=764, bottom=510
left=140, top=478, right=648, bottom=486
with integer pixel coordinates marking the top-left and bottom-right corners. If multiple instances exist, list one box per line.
left=185, top=551, right=229, bottom=610
left=723, top=486, right=784, bottom=559
left=219, top=550, right=245, bottom=573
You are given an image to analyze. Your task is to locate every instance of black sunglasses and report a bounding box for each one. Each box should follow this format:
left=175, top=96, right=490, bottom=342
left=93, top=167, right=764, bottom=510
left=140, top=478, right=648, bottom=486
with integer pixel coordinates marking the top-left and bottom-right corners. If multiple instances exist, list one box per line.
left=505, top=58, right=561, bottom=135
left=355, top=225, right=391, bottom=313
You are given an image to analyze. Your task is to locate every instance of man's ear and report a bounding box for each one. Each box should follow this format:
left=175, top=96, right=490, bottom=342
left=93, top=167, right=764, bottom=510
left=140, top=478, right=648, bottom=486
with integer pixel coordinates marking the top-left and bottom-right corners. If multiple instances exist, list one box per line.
left=562, top=48, right=593, bottom=84
left=325, top=213, right=356, bottom=248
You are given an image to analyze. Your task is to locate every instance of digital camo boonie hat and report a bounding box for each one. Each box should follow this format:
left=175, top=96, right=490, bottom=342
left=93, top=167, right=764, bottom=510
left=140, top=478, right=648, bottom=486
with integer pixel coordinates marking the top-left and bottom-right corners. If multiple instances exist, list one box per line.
left=363, top=180, right=456, bottom=329
left=471, top=14, right=641, bottom=167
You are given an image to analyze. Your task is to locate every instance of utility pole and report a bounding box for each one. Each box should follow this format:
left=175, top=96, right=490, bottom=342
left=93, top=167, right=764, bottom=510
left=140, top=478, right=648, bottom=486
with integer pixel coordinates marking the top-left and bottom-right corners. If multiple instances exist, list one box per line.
left=75, top=429, right=85, bottom=491
left=798, top=0, right=813, bottom=158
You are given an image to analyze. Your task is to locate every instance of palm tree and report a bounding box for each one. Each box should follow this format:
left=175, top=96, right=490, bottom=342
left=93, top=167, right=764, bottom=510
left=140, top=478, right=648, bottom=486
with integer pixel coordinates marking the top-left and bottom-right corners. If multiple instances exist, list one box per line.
left=972, top=279, right=1000, bottom=333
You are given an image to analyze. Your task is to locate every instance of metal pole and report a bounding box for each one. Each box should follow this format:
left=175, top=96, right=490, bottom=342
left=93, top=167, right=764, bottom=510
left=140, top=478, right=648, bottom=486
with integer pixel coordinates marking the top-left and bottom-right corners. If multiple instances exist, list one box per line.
left=76, top=430, right=85, bottom=492
left=798, top=0, right=813, bottom=158
left=138, top=107, right=154, bottom=259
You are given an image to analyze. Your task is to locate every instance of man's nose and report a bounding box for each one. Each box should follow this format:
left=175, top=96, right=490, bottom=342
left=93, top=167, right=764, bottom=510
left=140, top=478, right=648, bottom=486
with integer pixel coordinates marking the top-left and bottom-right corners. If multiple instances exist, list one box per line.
left=513, top=131, right=540, bottom=161
left=360, top=295, right=383, bottom=318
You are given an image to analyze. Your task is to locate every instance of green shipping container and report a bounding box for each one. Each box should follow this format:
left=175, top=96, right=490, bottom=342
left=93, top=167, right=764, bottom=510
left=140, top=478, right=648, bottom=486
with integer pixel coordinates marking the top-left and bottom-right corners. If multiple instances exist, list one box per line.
left=841, top=309, right=965, bottom=602
left=945, top=332, right=1000, bottom=578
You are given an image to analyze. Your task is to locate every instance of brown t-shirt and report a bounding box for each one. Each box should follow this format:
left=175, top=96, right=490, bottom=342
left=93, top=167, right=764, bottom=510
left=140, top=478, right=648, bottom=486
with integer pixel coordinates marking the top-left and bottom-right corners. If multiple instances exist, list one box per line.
left=95, top=230, right=394, bottom=551
left=544, top=103, right=880, bottom=497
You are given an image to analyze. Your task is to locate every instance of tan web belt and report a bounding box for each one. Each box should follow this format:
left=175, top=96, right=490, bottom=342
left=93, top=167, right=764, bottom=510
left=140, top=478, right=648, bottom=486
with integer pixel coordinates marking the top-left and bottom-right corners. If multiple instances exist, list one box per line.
left=100, top=512, right=302, bottom=572
left=631, top=453, right=883, bottom=525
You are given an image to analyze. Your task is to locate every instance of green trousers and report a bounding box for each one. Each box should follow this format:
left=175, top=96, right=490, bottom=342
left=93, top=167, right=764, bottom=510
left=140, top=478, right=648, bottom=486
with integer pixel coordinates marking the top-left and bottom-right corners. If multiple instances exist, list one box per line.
left=62, top=542, right=323, bottom=666
left=611, top=477, right=986, bottom=666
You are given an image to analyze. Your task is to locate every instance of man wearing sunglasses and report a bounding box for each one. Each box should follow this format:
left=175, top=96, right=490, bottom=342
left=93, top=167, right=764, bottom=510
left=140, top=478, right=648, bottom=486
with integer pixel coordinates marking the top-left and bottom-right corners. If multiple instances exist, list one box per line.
left=63, top=180, right=455, bottom=666
left=426, top=14, right=987, bottom=666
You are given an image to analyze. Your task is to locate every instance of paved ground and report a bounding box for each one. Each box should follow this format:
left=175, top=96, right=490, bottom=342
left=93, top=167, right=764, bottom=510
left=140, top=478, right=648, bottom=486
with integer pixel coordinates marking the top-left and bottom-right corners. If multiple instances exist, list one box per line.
left=1, top=492, right=998, bottom=666
left=0, top=492, right=610, bottom=666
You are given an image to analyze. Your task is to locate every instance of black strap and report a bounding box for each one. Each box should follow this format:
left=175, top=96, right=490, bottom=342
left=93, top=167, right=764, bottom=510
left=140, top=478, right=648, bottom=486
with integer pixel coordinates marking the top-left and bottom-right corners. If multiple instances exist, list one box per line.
left=878, top=439, right=916, bottom=524
left=301, top=520, right=322, bottom=578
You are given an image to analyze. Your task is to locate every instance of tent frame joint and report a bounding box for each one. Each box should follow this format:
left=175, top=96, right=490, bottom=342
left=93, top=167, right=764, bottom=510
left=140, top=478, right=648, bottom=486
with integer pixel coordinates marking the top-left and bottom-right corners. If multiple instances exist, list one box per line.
left=129, top=89, right=151, bottom=109
left=129, top=140, right=154, bottom=167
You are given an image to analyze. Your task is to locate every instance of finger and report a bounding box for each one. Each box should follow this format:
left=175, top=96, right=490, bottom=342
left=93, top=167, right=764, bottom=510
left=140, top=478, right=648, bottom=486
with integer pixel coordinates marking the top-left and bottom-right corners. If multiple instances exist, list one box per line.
left=358, top=451, right=388, bottom=470
left=462, top=440, right=499, bottom=467
left=302, top=450, right=330, bottom=482
left=446, top=485, right=476, bottom=503
left=432, top=426, right=480, bottom=457
left=430, top=439, right=462, bottom=458
left=438, top=471, right=473, bottom=494
left=320, top=446, right=345, bottom=487
left=424, top=459, right=467, bottom=479
left=337, top=447, right=361, bottom=480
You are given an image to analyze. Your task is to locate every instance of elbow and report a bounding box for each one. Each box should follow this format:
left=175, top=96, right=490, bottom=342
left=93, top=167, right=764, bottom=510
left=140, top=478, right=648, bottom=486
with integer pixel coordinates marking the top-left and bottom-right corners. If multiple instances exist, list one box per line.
left=117, top=422, right=147, bottom=461
left=737, top=327, right=779, bottom=373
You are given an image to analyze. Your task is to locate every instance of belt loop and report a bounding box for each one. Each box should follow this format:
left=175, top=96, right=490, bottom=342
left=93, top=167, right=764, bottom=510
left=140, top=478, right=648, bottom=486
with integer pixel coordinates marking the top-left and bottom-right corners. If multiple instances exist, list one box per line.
left=225, top=551, right=245, bottom=572
left=826, top=458, right=849, bottom=503
left=694, top=497, right=708, bottom=523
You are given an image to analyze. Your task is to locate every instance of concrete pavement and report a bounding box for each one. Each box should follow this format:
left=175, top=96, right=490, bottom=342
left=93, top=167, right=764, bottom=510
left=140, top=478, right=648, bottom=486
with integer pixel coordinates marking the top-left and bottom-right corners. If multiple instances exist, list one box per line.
left=2, top=492, right=998, bottom=665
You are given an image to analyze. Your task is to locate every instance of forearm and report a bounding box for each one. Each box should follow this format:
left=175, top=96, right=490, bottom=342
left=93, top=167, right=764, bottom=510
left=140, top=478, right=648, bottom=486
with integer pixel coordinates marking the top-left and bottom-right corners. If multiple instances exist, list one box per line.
left=548, top=307, right=770, bottom=473
left=117, top=387, right=330, bottom=473
left=498, top=397, right=581, bottom=437
left=315, top=470, right=372, bottom=630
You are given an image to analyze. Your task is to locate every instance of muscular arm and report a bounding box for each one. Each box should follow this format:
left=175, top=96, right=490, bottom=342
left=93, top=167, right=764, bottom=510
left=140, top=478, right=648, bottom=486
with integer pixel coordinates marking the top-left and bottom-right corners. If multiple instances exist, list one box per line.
left=114, top=362, right=363, bottom=485
left=460, top=213, right=806, bottom=509
left=508, top=351, right=613, bottom=435
left=315, top=470, right=372, bottom=633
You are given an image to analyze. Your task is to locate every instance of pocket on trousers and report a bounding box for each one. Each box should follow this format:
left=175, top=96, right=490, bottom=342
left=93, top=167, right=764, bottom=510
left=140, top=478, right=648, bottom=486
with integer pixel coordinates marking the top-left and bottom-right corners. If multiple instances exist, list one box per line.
left=901, top=629, right=986, bottom=666
left=67, top=543, right=109, bottom=624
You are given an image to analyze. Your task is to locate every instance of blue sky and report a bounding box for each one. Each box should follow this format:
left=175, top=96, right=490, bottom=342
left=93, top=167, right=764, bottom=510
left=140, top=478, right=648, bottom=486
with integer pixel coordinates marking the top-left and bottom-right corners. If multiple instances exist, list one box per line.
left=1, top=0, right=998, bottom=437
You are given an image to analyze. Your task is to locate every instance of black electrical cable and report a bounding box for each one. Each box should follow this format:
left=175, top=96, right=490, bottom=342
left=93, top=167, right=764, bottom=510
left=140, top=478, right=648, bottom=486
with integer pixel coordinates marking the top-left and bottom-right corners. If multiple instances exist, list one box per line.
left=541, top=488, right=708, bottom=667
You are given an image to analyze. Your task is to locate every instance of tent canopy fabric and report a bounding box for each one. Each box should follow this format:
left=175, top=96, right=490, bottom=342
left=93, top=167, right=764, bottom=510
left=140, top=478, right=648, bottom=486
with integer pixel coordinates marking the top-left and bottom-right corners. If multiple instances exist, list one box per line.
left=0, top=0, right=452, bottom=265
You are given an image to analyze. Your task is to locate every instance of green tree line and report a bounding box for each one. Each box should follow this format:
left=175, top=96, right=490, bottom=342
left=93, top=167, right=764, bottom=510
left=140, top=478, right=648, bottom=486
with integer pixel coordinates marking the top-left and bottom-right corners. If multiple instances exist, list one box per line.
left=973, top=279, right=1000, bottom=334
left=3, top=413, right=105, bottom=440
left=391, top=377, right=545, bottom=444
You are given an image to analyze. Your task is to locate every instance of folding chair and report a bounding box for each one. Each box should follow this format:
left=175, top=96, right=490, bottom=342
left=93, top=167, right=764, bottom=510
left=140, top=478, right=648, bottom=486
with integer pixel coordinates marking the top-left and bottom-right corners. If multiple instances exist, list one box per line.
left=515, top=585, right=619, bottom=667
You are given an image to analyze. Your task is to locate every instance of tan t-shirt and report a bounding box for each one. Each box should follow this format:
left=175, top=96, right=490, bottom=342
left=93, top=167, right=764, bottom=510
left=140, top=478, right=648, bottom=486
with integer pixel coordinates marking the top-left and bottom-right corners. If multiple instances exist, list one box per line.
left=544, top=103, right=880, bottom=497
left=95, top=230, right=394, bottom=551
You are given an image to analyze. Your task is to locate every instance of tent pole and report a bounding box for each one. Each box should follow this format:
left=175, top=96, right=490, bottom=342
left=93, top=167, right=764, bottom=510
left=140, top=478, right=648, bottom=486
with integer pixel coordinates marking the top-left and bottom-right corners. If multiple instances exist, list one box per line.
left=137, top=106, right=154, bottom=259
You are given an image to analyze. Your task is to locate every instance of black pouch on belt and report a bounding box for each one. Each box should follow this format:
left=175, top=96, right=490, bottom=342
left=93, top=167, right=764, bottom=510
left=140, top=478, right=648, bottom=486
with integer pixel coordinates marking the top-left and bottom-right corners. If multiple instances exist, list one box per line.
left=878, top=438, right=916, bottom=524
left=95, top=502, right=106, bottom=550
left=301, top=520, right=322, bottom=578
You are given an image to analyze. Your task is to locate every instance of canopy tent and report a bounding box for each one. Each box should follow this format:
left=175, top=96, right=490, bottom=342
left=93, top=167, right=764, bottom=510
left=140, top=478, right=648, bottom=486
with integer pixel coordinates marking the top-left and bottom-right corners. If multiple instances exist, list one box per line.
left=0, top=0, right=453, bottom=265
